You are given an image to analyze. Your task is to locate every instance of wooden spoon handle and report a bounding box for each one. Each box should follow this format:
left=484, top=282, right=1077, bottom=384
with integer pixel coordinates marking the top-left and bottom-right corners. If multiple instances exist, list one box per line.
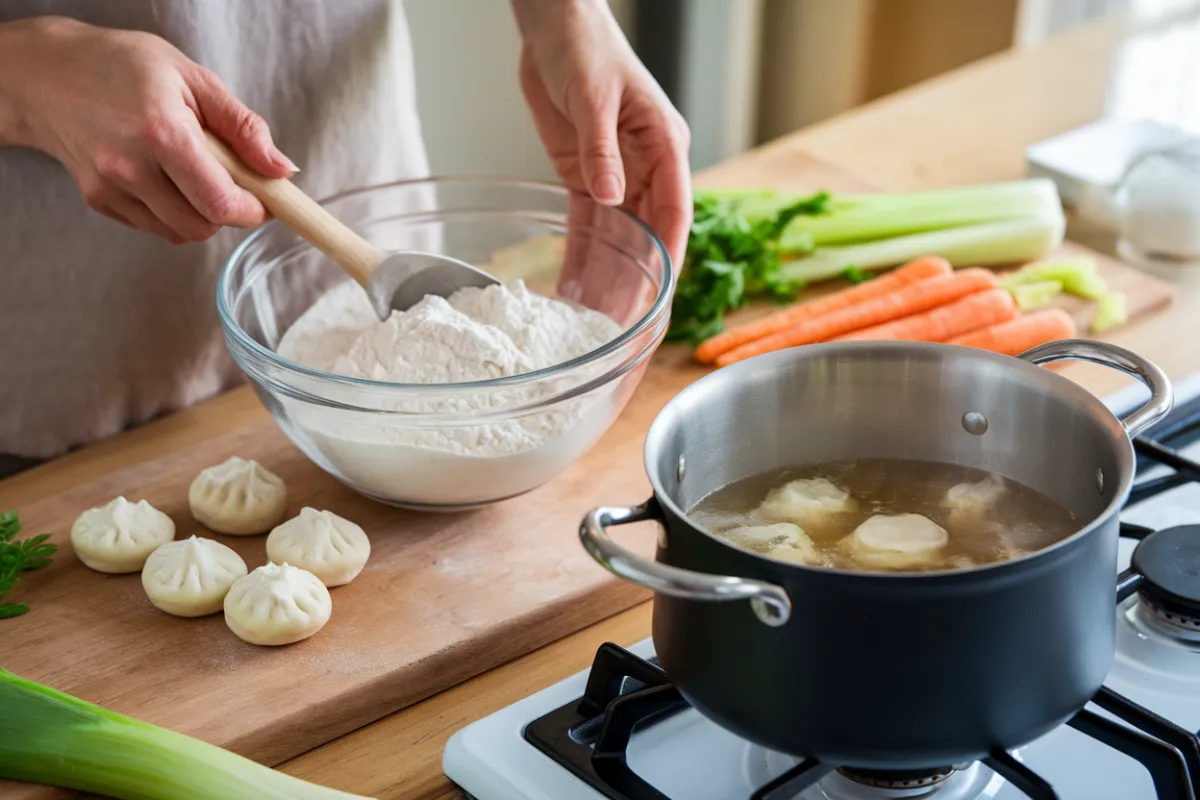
left=203, top=131, right=379, bottom=287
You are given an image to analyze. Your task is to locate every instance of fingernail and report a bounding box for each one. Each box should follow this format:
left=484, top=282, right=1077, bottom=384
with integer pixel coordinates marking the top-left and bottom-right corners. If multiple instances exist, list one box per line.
left=271, top=149, right=300, bottom=173
left=594, top=173, right=622, bottom=205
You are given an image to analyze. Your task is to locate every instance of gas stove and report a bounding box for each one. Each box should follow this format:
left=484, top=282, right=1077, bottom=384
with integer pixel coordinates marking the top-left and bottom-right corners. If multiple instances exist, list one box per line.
left=443, top=374, right=1200, bottom=800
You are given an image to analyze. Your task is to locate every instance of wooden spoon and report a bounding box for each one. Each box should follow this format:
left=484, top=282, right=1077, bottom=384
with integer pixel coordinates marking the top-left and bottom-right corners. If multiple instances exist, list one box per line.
left=203, top=131, right=498, bottom=319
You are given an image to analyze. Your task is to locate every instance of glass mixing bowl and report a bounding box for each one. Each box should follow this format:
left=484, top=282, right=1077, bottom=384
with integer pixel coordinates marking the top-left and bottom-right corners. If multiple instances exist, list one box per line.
left=218, top=177, right=672, bottom=510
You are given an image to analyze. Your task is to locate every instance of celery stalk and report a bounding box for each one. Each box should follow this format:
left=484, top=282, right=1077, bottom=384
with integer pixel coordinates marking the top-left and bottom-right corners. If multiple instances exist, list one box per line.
left=695, top=179, right=1061, bottom=243
left=778, top=214, right=1066, bottom=285
left=0, top=669, right=372, bottom=800
left=782, top=179, right=1062, bottom=250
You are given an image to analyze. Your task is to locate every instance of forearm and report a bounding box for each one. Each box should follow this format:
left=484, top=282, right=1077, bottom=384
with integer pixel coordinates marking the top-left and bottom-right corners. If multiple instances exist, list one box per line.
left=509, top=0, right=609, bottom=42
left=0, top=17, right=69, bottom=148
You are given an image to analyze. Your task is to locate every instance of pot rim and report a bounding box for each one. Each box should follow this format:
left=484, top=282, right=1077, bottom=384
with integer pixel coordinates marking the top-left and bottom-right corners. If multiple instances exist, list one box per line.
left=644, top=340, right=1136, bottom=582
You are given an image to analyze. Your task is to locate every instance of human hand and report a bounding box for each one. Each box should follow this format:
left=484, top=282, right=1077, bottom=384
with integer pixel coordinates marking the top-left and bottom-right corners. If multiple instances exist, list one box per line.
left=511, top=0, right=692, bottom=269
left=0, top=17, right=295, bottom=244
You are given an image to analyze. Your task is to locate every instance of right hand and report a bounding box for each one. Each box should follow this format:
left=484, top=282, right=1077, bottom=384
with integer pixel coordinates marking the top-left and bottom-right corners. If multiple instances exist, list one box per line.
left=7, top=17, right=296, bottom=244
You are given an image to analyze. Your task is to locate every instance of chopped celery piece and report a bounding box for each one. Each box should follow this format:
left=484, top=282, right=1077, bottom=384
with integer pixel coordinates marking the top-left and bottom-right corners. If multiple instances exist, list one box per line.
left=778, top=214, right=1066, bottom=285
left=1091, top=291, right=1129, bottom=333
left=1000, top=257, right=1108, bottom=300
left=0, top=669, right=371, bottom=800
left=1010, top=280, right=1063, bottom=310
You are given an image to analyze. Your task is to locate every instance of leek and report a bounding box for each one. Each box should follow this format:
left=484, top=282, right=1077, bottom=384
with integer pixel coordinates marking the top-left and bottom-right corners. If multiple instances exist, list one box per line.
left=0, top=669, right=372, bottom=800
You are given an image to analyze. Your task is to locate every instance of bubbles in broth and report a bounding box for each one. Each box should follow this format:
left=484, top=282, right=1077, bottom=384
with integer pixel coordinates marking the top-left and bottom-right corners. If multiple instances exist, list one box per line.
left=688, top=458, right=1078, bottom=573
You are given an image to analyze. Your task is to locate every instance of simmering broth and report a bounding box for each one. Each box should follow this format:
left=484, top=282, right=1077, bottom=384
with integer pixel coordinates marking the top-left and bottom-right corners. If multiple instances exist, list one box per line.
left=688, top=458, right=1078, bottom=572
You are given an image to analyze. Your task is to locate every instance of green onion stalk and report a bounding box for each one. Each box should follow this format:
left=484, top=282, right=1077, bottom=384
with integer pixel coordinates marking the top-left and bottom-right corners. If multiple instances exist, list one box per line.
left=0, top=669, right=372, bottom=800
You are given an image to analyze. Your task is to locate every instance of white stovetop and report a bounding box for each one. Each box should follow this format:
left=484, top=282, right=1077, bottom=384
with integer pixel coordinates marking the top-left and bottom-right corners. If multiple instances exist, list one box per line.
left=443, top=376, right=1200, bottom=800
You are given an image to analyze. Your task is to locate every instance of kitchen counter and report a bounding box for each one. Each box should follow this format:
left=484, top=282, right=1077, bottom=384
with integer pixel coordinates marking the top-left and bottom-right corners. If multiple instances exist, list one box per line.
left=5, top=9, right=1200, bottom=800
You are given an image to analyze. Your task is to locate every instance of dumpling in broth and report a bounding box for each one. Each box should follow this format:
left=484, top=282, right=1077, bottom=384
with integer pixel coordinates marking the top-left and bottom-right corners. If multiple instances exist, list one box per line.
left=839, top=513, right=949, bottom=570
left=766, top=536, right=826, bottom=566
left=725, top=522, right=807, bottom=549
left=723, top=522, right=827, bottom=566
left=755, top=478, right=855, bottom=526
left=943, top=473, right=1006, bottom=522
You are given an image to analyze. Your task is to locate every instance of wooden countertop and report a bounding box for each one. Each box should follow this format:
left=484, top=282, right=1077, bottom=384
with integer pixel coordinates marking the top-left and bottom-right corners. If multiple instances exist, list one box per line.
left=5, top=10, right=1200, bottom=800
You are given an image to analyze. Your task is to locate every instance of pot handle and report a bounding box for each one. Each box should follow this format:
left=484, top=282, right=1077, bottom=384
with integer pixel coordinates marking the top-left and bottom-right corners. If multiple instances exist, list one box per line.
left=1018, top=339, right=1173, bottom=437
left=580, top=501, right=792, bottom=627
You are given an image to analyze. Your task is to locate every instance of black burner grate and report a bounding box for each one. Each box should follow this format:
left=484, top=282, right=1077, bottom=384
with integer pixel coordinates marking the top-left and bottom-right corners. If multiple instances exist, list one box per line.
left=515, top=402, right=1200, bottom=800
left=524, top=642, right=1199, bottom=800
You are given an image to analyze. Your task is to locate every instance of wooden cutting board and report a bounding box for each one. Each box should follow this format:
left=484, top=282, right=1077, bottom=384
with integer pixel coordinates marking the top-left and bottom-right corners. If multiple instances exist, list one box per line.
left=0, top=153, right=1176, bottom=800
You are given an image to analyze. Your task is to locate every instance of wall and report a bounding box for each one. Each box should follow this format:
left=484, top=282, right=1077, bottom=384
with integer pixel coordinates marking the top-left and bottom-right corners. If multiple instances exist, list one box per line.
left=404, top=0, right=634, bottom=180
left=757, top=0, right=874, bottom=141
left=756, top=0, right=1022, bottom=143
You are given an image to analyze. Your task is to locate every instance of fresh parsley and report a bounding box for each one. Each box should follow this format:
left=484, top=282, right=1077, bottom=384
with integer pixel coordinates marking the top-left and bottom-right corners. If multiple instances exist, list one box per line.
left=841, top=265, right=872, bottom=285
left=667, top=191, right=831, bottom=343
left=0, top=510, right=57, bottom=619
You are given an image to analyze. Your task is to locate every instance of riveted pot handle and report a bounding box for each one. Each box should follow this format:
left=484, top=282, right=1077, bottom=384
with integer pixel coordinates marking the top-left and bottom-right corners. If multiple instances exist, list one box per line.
left=1018, top=339, right=1173, bottom=437
left=580, top=501, right=792, bottom=627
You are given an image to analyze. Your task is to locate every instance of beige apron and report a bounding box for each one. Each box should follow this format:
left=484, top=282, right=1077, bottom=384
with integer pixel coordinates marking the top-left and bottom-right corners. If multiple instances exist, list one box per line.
left=0, top=0, right=429, bottom=458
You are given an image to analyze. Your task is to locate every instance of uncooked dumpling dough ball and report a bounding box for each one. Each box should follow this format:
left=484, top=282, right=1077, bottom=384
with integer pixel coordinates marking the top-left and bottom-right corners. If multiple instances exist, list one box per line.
left=266, top=507, right=371, bottom=587
left=71, top=497, right=175, bottom=574
left=224, top=562, right=332, bottom=646
left=841, top=513, right=949, bottom=570
left=189, top=457, right=287, bottom=535
left=756, top=478, right=855, bottom=525
left=141, top=536, right=248, bottom=617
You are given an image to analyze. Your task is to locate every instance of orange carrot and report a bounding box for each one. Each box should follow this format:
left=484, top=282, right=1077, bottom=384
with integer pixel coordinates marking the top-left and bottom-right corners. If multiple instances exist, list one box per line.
left=694, top=255, right=953, bottom=364
left=715, top=268, right=1000, bottom=367
left=834, top=288, right=1017, bottom=343
left=946, top=309, right=1076, bottom=356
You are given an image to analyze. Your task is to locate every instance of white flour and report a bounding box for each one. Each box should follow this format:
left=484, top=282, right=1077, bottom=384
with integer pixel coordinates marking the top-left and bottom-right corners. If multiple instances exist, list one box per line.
left=275, top=280, right=624, bottom=506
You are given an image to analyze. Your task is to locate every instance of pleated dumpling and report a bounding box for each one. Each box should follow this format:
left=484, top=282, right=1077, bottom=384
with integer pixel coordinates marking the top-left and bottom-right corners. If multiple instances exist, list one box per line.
left=141, top=536, right=248, bottom=617
left=189, top=457, right=287, bottom=535
left=71, top=496, right=175, bottom=573
left=223, top=562, right=331, bottom=646
left=266, top=508, right=371, bottom=587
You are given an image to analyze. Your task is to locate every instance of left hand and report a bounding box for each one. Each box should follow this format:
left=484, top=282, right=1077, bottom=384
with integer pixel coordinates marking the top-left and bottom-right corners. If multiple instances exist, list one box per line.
left=511, top=0, right=692, bottom=268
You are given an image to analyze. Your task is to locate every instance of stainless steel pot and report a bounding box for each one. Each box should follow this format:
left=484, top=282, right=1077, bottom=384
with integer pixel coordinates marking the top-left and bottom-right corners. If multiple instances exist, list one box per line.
left=580, top=340, right=1172, bottom=769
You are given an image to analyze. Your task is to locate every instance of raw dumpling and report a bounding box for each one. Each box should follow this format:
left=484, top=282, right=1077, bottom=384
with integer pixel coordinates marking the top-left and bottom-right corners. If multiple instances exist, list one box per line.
left=943, top=474, right=1006, bottom=519
left=224, top=562, right=332, bottom=646
left=756, top=478, right=855, bottom=525
left=840, top=513, right=949, bottom=570
left=266, top=507, right=371, bottom=587
left=141, top=536, right=248, bottom=617
left=71, top=497, right=175, bottom=573
left=189, top=457, right=287, bottom=535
